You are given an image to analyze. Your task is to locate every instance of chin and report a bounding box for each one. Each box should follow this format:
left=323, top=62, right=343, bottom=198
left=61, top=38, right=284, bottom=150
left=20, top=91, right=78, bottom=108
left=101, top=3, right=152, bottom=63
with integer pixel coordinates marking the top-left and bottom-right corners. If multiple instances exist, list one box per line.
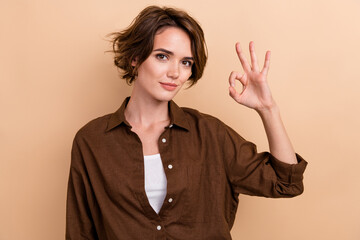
left=154, top=91, right=178, bottom=102
left=156, top=95, right=175, bottom=102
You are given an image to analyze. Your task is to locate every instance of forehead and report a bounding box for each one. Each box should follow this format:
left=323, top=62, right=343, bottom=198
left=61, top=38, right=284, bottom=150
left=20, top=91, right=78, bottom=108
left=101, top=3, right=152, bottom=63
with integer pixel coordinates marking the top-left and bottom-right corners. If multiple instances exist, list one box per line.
left=153, top=27, right=192, bottom=57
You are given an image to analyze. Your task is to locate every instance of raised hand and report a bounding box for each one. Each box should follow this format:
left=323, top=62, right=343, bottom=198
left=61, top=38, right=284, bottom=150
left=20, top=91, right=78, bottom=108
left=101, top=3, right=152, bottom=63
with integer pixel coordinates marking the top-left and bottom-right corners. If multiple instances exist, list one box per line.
left=229, top=41, right=275, bottom=113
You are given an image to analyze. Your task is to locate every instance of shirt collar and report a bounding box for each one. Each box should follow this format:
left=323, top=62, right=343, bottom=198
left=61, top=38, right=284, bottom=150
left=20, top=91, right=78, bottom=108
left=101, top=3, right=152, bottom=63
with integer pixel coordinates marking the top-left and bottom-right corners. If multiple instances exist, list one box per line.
left=106, top=97, right=190, bottom=132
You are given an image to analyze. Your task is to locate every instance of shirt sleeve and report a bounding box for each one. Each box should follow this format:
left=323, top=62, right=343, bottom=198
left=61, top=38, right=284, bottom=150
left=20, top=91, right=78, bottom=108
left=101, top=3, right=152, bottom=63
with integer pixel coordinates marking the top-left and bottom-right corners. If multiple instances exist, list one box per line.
left=66, top=135, right=98, bottom=240
left=221, top=123, right=308, bottom=198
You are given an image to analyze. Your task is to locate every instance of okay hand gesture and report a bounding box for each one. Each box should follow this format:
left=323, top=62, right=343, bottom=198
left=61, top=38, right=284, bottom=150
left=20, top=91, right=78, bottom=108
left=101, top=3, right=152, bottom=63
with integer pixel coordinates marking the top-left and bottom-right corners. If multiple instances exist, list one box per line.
left=229, top=42, right=276, bottom=112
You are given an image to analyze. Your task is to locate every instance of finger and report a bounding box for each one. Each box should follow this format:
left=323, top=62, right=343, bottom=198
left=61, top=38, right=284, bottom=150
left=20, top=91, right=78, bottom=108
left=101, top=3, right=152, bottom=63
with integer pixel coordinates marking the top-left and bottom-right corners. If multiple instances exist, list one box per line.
left=228, top=71, right=246, bottom=87
left=261, top=50, right=271, bottom=76
left=249, top=41, right=260, bottom=72
left=229, top=86, right=242, bottom=103
left=228, top=71, right=237, bottom=87
left=228, top=71, right=246, bottom=104
left=235, top=42, right=251, bottom=73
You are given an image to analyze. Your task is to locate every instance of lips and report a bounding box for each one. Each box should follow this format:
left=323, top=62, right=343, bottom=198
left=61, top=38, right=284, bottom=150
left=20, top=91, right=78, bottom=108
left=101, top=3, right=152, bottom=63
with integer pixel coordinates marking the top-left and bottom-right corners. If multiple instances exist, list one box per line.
left=160, top=82, right=178, bottom=91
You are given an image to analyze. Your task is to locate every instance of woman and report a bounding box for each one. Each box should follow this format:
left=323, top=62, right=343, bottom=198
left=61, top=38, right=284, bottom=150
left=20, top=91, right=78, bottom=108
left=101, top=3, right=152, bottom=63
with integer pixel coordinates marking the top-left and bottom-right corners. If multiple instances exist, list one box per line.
left=66, top=5, right=307, bottom=240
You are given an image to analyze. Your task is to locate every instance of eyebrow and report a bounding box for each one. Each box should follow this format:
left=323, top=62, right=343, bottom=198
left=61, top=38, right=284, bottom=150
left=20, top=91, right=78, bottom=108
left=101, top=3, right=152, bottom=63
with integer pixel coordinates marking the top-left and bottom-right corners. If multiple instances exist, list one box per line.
left=153, top=48, right=194, bottom=61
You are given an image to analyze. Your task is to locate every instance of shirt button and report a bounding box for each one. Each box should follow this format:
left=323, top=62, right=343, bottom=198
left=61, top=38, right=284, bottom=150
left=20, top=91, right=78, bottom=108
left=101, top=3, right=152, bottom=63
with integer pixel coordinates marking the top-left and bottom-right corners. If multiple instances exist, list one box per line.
left=168, top=198, right=173, bottom=203
left=168, top=164, right=173, bottom=169
left=162, top=138, right=166, bottom=143
left=157, top=225, right=162, bottom=231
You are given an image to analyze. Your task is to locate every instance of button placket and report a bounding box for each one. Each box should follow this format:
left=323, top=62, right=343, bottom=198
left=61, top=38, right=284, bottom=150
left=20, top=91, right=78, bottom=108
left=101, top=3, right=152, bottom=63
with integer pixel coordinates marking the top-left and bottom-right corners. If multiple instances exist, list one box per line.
left=159, top=130, right=175, bottom=214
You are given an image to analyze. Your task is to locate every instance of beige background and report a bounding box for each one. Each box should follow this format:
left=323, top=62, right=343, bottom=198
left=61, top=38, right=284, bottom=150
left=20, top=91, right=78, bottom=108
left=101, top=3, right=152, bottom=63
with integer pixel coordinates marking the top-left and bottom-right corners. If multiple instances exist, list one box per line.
left=1, top=0, right=359, bottom=239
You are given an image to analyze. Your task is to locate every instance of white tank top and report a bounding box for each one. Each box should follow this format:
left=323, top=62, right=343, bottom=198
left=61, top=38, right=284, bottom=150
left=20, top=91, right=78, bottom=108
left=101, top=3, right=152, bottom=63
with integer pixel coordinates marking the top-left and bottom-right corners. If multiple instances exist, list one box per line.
left=144, top=154, right=167, bottom=214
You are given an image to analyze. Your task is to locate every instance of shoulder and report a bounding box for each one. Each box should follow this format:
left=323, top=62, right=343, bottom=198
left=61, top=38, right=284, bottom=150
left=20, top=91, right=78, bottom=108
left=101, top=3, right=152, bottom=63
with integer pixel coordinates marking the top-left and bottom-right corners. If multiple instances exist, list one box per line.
left=74, top=113, right=112, bottom=141
left=181, top=106, right=247, bottom=142
left=180, top=107, right=236, bottom=138
left=181, top=107, right=223, bottom=126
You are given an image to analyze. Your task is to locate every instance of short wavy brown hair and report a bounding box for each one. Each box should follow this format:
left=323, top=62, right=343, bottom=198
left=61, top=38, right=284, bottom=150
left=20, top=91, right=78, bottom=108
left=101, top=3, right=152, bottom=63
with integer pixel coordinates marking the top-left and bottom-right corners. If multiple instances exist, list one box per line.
left=109, top=5, right=208, bottom=87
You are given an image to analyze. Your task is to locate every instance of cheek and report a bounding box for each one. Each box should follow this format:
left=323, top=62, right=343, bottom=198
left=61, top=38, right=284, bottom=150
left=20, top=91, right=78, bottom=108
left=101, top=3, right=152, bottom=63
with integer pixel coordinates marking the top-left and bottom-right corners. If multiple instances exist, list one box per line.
left=137, top=63, right=160, bottom=79
left=181, top=69, right=192, bottom=83
left=147, top=63, right=167, bottom=78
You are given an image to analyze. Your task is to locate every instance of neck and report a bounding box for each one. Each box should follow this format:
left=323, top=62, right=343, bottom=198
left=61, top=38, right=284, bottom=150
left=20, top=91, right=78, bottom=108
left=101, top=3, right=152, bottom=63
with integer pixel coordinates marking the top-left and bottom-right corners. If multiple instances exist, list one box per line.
left=124, top=94, right=170, bottom=128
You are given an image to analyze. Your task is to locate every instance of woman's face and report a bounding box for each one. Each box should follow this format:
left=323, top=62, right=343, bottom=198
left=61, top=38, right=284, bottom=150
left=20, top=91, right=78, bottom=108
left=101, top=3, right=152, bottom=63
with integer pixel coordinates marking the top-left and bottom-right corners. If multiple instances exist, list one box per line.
left=131, top=27, right=193, bottom=102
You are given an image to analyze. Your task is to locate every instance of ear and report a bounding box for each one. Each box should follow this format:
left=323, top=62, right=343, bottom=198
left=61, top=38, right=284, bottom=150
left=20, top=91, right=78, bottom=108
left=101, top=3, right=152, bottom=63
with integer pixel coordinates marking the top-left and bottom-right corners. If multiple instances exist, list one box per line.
left=131, top=57, right=138, bottom=67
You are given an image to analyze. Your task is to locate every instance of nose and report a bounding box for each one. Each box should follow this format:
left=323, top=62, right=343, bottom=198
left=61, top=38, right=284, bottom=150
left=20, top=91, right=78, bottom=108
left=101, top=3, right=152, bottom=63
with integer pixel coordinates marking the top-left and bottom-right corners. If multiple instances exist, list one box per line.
left=167, top=62, right=179, bottom=79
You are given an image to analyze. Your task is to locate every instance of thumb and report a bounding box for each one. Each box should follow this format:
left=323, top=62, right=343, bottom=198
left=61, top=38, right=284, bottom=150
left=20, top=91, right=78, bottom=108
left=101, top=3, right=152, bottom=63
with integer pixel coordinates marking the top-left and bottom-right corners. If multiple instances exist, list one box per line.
left=229, top=86, right=242, bottom=103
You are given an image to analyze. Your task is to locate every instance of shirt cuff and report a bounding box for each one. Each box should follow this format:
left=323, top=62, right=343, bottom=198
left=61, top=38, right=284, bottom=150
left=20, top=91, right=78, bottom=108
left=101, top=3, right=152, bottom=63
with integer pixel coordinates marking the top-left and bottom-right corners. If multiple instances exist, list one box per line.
left=270, top=153, right=308, bottom=184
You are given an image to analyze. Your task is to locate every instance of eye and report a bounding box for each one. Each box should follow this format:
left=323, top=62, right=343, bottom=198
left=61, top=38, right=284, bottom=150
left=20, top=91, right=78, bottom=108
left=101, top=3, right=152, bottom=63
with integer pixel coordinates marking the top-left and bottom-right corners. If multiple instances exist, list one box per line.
left=182, top=60, right=193, bottom=67
left=156, top=54, right=168, bottom=61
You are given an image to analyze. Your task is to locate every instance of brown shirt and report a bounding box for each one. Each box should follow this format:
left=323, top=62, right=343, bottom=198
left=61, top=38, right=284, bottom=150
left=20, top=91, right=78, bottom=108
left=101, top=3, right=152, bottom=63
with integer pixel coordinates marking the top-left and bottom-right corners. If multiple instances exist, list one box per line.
left=66, top=97, right=307, bottom=240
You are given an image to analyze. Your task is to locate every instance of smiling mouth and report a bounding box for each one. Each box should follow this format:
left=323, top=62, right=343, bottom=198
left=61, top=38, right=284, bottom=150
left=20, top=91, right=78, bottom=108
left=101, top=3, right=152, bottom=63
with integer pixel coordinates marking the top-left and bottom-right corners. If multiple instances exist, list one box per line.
left=161, top=82, right=177, bottom=87
left=160, top=82, right=178, bottom=91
